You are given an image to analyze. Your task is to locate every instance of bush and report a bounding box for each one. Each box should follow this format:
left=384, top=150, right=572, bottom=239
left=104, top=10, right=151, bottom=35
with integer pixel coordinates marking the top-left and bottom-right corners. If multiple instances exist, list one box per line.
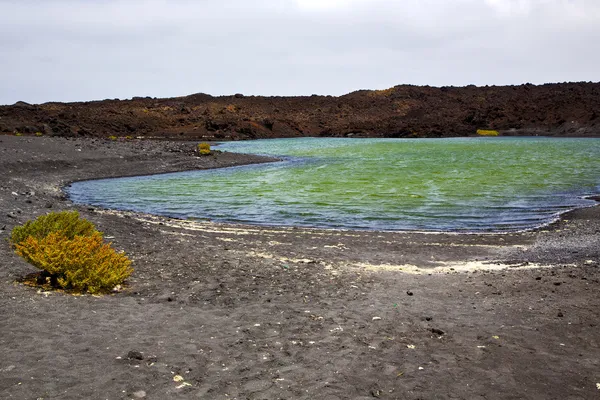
left=35, top=132, right=43, bottom=137
left=476, top=129, right=500, bottom=136
left=197, top=142, right=211, bottom=156
left=11, top=211, right=132, bottom=294
left=14, top=232, right=132, bottom=294
left=11, top=211, right=97, bottom=245
left=108, top=135, right=118, bottom=141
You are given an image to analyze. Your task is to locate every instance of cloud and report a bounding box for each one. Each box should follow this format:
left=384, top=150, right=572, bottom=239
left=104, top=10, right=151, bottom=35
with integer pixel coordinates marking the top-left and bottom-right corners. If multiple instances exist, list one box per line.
left=0, top=0, right=598, bottom=104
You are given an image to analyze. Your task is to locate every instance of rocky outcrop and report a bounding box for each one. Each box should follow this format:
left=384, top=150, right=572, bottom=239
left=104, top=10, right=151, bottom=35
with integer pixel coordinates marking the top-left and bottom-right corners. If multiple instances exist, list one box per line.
left=1, top=82, right=599, bottom=139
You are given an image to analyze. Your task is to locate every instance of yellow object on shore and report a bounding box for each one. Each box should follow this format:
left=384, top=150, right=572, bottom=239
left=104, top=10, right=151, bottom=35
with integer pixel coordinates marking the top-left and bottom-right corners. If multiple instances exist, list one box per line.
left=198, top=142, right=211, bottom=156
left=476, top=129, right=500, bottom=136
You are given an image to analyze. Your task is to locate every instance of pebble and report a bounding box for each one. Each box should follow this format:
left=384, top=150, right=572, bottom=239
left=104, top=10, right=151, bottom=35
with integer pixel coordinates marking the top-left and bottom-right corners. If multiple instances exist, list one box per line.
left=132, top=390, right=147, bottom=398
left=126, top=350, right=144, bottom=360
left=431, top=328, right=445, bottom=336
left=406, top=291, right=414, bottom=296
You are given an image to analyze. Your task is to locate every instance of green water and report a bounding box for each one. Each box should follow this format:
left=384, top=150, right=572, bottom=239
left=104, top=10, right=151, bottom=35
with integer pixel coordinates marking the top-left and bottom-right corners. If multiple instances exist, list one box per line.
left=68, top=137, right=600, bottom=232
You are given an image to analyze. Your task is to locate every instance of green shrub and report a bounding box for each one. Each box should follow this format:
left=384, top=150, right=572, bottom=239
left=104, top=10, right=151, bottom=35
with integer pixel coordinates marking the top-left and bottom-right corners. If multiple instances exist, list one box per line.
left=11, top=211, right=98, bottom=245
left=10, top=211, right=132, bottom=294
left=197, top=142, right=211, bottom=156
left=476, top=129, right=500, bottom=136
left=15, top=232, right=132, bottom=294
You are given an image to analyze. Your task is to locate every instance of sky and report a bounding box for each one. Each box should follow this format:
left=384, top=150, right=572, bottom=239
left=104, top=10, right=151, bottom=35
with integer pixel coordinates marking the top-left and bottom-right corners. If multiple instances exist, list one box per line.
left=0, top=0, right=599, bottom=104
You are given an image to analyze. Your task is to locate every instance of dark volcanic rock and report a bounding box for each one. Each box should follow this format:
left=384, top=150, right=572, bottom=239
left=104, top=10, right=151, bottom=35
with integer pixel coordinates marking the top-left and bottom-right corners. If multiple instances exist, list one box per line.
left=126, top=350, right=144, bottom=360
left=1, top=82, right=599, bottom=140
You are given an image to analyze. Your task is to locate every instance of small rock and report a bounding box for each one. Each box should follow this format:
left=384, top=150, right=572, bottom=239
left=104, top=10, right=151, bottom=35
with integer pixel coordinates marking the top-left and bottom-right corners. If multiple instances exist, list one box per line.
left=431, top=328, right=445, bottom=335
left=557, top=311, right=564, bottom=318
left=425, top=317, right=432, bottom=321
left=45, top=202, right=53, bottom=208
left=372, top=317, right=382, bottom=321
left=7, top=212, right=17, bottom=219
left=406, top=291, right=414, bottom=296
left=132, top=390, right=147, bottom=398
left=126, top=350, right=144, bottom=360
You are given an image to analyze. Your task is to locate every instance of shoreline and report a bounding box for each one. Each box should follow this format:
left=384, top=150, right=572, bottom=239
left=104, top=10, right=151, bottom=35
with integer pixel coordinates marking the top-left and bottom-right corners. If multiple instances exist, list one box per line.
left=1, top=135, right=599, bottom=399
left=63, top=195, right=600, bottom=239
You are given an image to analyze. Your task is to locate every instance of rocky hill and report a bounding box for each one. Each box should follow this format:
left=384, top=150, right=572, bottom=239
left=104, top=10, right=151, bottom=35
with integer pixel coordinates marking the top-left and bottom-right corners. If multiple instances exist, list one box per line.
left=1, top=82, right=599, bottom=140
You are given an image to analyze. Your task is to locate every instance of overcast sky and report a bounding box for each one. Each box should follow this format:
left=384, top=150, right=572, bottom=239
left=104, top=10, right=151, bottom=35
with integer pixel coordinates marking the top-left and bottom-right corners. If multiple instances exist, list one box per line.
left=0, top=0, right=598, bottom=104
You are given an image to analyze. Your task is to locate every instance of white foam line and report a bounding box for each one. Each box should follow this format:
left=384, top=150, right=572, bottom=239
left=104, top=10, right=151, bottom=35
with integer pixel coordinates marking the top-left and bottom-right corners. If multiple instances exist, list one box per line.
left=355, top=261, right=563, bottom=274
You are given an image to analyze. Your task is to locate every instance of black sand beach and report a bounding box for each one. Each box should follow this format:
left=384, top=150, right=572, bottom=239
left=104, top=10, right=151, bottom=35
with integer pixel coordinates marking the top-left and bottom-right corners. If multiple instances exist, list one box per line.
left=1, top=135, right=599, bottom=399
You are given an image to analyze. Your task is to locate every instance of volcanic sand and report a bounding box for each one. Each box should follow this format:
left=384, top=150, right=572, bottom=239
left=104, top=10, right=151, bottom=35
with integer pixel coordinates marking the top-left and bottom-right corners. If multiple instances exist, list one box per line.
left=0, top=135, right=599, bottom=399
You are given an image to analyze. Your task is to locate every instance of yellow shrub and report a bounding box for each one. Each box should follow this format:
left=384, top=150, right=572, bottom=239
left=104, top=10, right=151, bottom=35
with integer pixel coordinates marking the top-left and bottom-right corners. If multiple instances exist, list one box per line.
left=35, top=132, right=43, bottom=137
left=476, top=129, right=500, bottom=136
left=197, top=142, right=211, bottom=156
left=108, top=135, right=118, bottom=141
left=11, top=211, right=132, bottom=294
left=15, top=232, right=132, bottom=294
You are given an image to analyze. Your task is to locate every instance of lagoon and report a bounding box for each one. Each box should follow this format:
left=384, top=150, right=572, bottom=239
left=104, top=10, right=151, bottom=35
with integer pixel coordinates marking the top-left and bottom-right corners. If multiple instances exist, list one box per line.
left=67, top=137, right=600, bottom=232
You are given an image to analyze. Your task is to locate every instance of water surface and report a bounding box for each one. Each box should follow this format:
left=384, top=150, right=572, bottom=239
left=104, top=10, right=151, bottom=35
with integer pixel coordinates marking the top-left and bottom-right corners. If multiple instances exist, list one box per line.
left=68, top=137, right=600, bottom=232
